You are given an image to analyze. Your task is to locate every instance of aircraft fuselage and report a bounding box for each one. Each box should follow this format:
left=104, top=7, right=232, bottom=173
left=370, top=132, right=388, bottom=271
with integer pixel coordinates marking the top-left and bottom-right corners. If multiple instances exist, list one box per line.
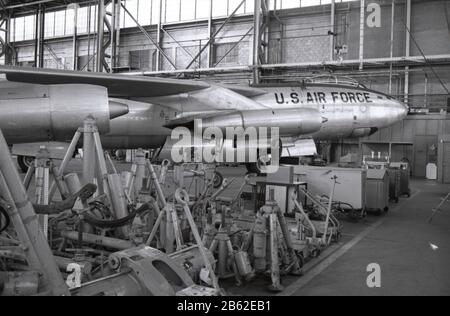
left=101, top=83, right=408, bottom=149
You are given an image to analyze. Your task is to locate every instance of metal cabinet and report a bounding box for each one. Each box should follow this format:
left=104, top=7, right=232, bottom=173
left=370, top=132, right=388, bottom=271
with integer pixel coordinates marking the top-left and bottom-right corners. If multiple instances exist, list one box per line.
left=388, top=169, right=401, bottom=203
left=365, top=169, right=390, bottom=215
left=390, top=162, right=411, bottom=197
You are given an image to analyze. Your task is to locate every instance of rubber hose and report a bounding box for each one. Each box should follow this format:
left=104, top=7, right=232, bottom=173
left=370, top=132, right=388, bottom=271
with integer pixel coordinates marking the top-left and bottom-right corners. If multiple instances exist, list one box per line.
left=83, top=203, right=151, bottom=229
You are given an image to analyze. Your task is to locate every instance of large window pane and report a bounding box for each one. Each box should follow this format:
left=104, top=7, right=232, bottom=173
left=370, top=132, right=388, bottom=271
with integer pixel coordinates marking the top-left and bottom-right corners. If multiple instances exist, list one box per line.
left=229, top=0, right=245, bottom=15
left=65, top=9, right=74, bottom=35
left=9, top=18, right=15, bottom=42
left=90, top=5, right=98, bottom=33
left=124, top=0, right=138, bottom=28
left=269, top=0, right=281, bottom=10
left=77, top=7, right=88, bottom=34
left=54, top=10, right=65, bottom=37
left=15, top=17, right=24, bottom=41
left=301, top=0, right=320, bottom=7
left=283, top=0, right=300, bottom=9
left=245, top=0, right=255, bottom=13
left=165, top=0, right=181, bottom=22
left=196, top=0, right=210, bottom=19
left=180, top=0, right=196, bottom=21
left=24, top=15, right=35, bottom=40
left=212, top=0, right=227, bottom=17
left=139, top=0, right=152, bottom=25
left=44, top=12, right=55, bottom=38
left=151, top=0, right=161, bottom=24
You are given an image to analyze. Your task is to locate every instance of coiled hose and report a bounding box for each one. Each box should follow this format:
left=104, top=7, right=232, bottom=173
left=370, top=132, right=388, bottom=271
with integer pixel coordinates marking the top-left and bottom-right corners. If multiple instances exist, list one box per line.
left=82, top=203, right=152, bottom=229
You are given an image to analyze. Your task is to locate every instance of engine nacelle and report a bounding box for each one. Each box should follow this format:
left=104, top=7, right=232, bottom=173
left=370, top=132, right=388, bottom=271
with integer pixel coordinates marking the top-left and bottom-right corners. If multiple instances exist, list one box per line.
left=0, top=84, right=128, bottom=144
left=198, top=108, right=323, bottom=136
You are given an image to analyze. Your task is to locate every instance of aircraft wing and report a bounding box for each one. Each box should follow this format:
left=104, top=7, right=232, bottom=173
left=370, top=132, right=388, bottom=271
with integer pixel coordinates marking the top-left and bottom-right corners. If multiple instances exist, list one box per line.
left=0, top=66, right=210, bottom=98
left=220, top=85, right=267, bottom=98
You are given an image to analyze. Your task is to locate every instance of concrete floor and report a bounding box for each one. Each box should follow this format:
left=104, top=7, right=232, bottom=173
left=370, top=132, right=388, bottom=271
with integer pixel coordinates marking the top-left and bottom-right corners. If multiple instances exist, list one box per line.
left=19, top=158, right=450, bottom=296
left=213, top=170, right=450, bottom=296
left=283, top=180, right=450, bottom=296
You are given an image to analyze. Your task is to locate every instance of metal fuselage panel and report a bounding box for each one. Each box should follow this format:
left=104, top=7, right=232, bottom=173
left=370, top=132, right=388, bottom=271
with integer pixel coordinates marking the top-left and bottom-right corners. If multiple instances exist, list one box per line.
left=101, top=98, right=171, bottom=149
left=104, top=83, right=407, bottom=149
left=250, top=84, right=407, bottom=140
left=0, top=81, right=407, bottom=151
left=0, top=82, right=112, bottom=144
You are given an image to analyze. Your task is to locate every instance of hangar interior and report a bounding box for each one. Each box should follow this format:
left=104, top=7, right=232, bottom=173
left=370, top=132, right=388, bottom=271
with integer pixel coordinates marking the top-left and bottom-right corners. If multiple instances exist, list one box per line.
left=0, top=0, right=449, bottom=297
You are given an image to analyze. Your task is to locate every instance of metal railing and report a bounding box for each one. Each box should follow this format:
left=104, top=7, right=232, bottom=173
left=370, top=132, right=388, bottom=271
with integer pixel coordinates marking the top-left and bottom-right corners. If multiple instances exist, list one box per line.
left=305, top=75, right=367, bottom=88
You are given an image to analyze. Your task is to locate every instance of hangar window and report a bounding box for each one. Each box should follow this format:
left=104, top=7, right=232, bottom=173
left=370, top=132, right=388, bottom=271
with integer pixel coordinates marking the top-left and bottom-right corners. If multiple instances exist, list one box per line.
left=129, top=49, right=156, bottom=71
left=213, top=43, right=240, bottom=66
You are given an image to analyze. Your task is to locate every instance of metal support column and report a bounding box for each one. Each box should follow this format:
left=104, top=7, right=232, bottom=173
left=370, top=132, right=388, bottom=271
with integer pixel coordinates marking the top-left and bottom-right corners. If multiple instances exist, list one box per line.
left=68, top=3, right=80, bottom=70
left=0, top=13, right=14, bottom=65
left=330, top=0, right=336, bottom=61
left=252, top=0, right=270, bottom=85
left=96, top=0, right=112, bottom=72
left=207, top=0, right=213, bottom=68
left=34, top=5, right=45, bottom=68
left=34, top=147, right=51, bottom=238
left=111, top=0, right=121, bottom=69
left=389, top=0, right=395, bottom=94
left=156, top=0, right=163, bottom=71
left=82, top=117, right=96, bottom=185
left=359, top=0, right=365, bottom=70
left=0, top=129, right=69, bottom=296
left=404, top=0, right=411, bottom=105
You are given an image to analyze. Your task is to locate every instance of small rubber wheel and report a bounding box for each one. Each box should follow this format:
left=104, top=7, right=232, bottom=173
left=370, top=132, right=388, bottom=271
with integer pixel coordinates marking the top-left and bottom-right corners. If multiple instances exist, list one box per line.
left=17, top=156, right=34, bottom=173
left=213, top=171, right=224, bottom=189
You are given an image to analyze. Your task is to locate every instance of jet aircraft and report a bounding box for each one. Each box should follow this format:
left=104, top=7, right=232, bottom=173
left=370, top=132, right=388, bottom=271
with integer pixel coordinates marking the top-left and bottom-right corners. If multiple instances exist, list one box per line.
left=0, top=66, right=408, bottom=171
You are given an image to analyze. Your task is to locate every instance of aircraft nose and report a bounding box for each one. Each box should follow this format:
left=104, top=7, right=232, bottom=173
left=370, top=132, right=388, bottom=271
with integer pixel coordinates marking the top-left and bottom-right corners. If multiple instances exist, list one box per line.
left=397, top=101, right=409, bottom=120
left=388, top=98, right=408, bottom=121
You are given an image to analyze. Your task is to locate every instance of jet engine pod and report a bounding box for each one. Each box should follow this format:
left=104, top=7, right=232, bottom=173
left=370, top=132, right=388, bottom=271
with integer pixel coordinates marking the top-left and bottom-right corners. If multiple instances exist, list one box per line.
left=48, top=84, right=118, bottom=136
left=199, top=108, right=323, bottom=136
left=0, top=84, right=126, bottom=144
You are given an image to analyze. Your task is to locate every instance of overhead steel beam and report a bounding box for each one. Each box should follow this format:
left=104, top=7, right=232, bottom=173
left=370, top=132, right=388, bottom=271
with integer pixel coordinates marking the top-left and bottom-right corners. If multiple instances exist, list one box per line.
left=121, top=1, right=177, bottom=70
left=124, top=54, right=450, bottom=77
left=184, top=0, right=246, bottom=71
